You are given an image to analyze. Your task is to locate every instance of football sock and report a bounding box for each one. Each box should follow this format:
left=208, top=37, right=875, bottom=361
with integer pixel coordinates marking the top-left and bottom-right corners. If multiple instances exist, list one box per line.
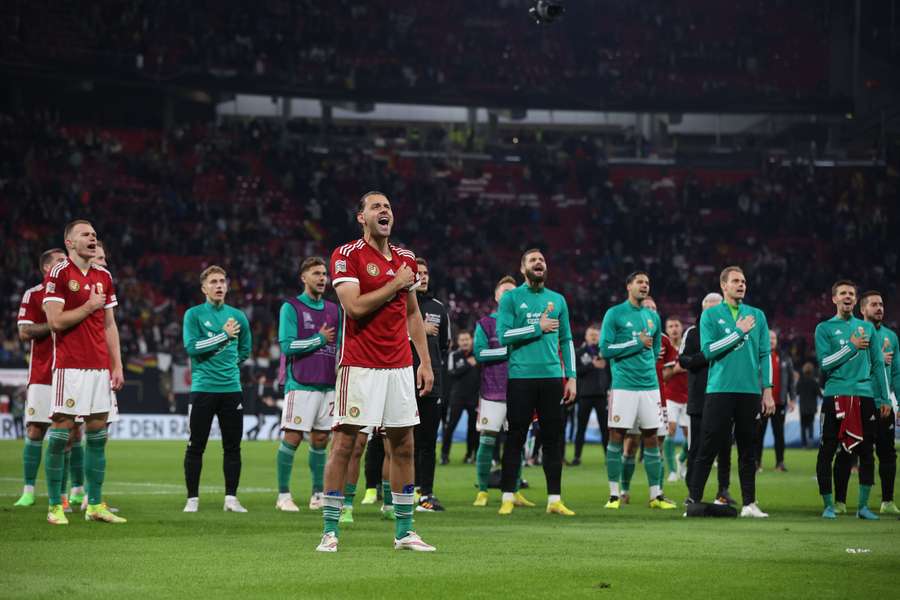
left=343, top=483, right=357, bottom=508
left=381, top=479, right=393, bottom=506
left=859, top=484, right=872, bottom=509
left=606, top=441, right=623, bottom=489
left=476, top=435, right=495, bottom=492
left=70, top=443, right=85, bottom=488
left=394, top=485, right=415, bottom=539
left=44, top=429, right=70, bottom=506
left=308, top=446, right=326, bottom=494
left=322, top=491, right=343, bottom=535
left=84, top=429, right=108, bottom=505
left=663, top=437, right=676, bottom=475
left=23, top=438, right=43, bottom=487
left=644, top=447, right=662, bottom=497
left=61, top=449, right=71, bottom=498
left=276, top=441, right=297, bottom=494
left=622, top=454, right=636, bottom=493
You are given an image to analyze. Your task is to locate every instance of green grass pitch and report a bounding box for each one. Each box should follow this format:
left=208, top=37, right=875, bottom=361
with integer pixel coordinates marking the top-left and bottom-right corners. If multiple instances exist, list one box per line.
left=1, top=440, right=896, bottom=599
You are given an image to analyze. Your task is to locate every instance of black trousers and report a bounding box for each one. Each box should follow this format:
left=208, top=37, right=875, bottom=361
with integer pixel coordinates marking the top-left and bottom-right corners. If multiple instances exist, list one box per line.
left=184, top=391, right=243, bottom=497
left=414, top=396, right=442, bottom=495
left=689, top=393, right=758, bottom=505
left=817, top=396, right=876, bottom=499
left=441, top=399, right=477, bottom=460
left=574, top=394, right=608, bottom=459
left=800, top=413, right=816, bottom=447
left=755, top=404, right=786, bottom=466
left=501, top=378, right=564, bottom=494
left=364, top=433, right=385, bottom=490
left=687, top=413, right=732, bottom=497
left=875, top=409, right=897, bottom=502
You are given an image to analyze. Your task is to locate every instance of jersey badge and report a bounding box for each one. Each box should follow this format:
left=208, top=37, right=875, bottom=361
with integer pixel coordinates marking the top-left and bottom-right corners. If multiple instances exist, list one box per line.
left=647, top=319, right=653, bottom=330
left=68, top=280, right=80, bottom=292
left=366, top=263, right=380, bottom=277
left=46, top=282, right=55, bottom=294
left=349, top=406, right=361, bottom=418
left=520, top=302, right=528, bottom=309
left=65, top=398, right=75, bottom=408
left=293, top=416, right=302, bottom=424
left=335, top=260, right=347, bottom=273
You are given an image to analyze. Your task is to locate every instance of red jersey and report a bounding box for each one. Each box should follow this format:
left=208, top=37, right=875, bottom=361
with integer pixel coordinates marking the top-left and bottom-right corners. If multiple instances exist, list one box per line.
left=42, top=259, right=117, bottom=370
left=771, top=350, right=782, bottom=405
left=666, top=335, right=688, bottom=404
left=18, top=283, right=54, bottom=385
left=656, top=334, right=678, bottom=407
left=331, top=239, right=421, bottom=369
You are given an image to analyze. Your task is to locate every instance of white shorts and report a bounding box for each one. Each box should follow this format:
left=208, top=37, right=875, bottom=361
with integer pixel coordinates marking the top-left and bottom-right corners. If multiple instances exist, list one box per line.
left=107, top=391, right=120, bottom=423
left=476, top=398, right=507, bottom=433
left=25, top=384, right=52, bottom=424
left=281, top=389, right=335, bottom=432
left=666, top=401, right=689, bottom=428
left=335, top=366, right=419, bottom=428
left=627, top=403, right=667, bottom=436
left=609, top=388, right=661, bottom=431
left=51, top=368, right=112, bottom=418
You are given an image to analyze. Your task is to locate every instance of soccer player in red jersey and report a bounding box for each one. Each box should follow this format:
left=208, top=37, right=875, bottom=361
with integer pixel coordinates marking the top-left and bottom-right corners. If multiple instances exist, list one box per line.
left=41, top=220, right=126, bottom=525
left=665, top=317, right=690, bottom=481
left=317, top=191, right=435, bottom=553
left=13, top=248, right=67, bottom=508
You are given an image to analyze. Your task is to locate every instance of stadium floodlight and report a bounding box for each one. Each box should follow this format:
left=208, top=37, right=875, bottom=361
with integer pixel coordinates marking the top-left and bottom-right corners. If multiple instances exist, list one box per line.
left=528, top=1, right=565, bottom=24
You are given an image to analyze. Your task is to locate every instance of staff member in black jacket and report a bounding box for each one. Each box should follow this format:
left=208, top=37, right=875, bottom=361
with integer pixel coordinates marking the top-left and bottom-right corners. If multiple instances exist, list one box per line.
left=679, top=292, right=734, bottom=504
left=411, top=257, right=451, bottom=512
left=443, top=331, right=480, bottom=464
left=572, top=324, right=611, bottom=465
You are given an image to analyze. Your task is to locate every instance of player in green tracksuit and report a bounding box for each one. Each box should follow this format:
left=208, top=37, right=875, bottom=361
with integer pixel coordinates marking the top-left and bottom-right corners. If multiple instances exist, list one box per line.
left=495, top=249, right=577, bottom=516
left=689, top=266, right=774, bottom=518
left=181, top=265, right=252, bottom=513
left=599, top=271, right=675, bottom=510
left=816, top=285, right=890, bottom=520
left=859, top=290, right=899, bottom=515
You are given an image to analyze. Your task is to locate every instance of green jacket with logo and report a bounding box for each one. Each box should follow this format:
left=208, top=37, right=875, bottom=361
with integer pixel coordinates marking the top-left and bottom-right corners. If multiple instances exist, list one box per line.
left=815, top=315, right=888, bottom=407
left=182, top=301, right=251, bottom=393
left=700, top=302, right=771, bottom=395
left=599, top=300, right=661, bottom=391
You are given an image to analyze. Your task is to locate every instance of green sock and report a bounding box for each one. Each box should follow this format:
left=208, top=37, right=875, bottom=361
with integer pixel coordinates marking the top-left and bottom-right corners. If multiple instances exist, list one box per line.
left=70, top=443, right=85, bottom=488
left=343, top=483, right=357, bottom=508
left=606, top=441, right=623, bottom=491
left=23, top=438, right=43, bottom=486
left=84, top=429, right=107, bottom=505
left=381, top=480, right=393, bottom=506
left=276, top=441, right=298, bottom=494
left=822, top=493, right=834, bottom=509
left=678, top=445, right=688, bottom=464
left=622, top=455, right=636, bottom=492
left=663, top=437, right=676, bottom=475
left=61, top=449, right=71, bottom=497
left=393, top=487, right=415, bottom=539
left=515, top=458, right=524, bottom=493
left=859, top=484, right=872, bottom=509
left=476, top=435, right=495, bottom=492
left=308, top=447, right=326, bottom=494
left=44, top=429, right=69, bottom=505
left=322, top=491, right=342, bottom=536
left=644, top=447, right=662, bottom=489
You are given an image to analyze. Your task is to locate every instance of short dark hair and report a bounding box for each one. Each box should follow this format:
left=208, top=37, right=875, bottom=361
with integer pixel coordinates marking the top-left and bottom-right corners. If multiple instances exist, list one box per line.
left=520, top=248, right=543, bottom=265
left=358, top=190, right=388, bottom=212
left=586, top=323, right=601, bottom=331
left=860, top=290, right=883, bottom=306
left=64, top=219, right=92, bottom=240
left=39, top=248, right=65, bottom=270
left=495, top=275, right=517, bottom=290
left=416, top=257, right=428, bottom=267
left=626, top=271, right=649, bottom=285
left=665, top=316, right=682, bottom=324
left=831, top=279, right=857, bottom=296
left=300, top=256, right=326, bottom=274
left=719, top=266, right=744, bottom=284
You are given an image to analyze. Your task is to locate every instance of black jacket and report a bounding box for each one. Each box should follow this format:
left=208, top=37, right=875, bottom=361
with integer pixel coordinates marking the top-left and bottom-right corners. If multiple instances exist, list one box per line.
left=447, top=349, right=480, bottom=406
left=575, top=343, right=611, bottom=398
left=678, top=323, right=709, bottom=416
left=796, top=375, right=821, bottom=416
left=412, top=295, right=450, bottom=399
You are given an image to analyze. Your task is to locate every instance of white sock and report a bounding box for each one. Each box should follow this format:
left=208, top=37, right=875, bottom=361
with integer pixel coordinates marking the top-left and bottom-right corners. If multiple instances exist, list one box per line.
left=225, top=495, right=237, bottom=503
left=502, top=492, right=515, bottom=502
left=649, top=485, right=661, bottom=499
left=609, top=482, right=620, bottom=496
left=24, top=484, right=35, bottom=494
left=278, top=492, right=292, bottom=502
left=547, top=494, right=561, bottom=505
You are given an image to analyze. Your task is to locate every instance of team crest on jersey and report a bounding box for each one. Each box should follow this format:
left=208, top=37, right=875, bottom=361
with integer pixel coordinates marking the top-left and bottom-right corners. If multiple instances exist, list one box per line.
left=858, top=327, right=865, bottom=336
left=46, top=282, right=55, bottom=293
left=293, top=416, right=302, bottom=424
left=65, top=398, right=75, bottom=408
left=647, top=319, right=653, bottom=330
left=613, top=415, right=621, bottom=423
left=349, top=406, right=361, bottom=418
left=335, top=260, right=347, bottom=273
left=68, top=280, right=80, bottom=292
left=96, top=283, right=104, bottom=295
left=366, top=263, right=380, bottom=277
left=481, top=417, right=488, bottom=424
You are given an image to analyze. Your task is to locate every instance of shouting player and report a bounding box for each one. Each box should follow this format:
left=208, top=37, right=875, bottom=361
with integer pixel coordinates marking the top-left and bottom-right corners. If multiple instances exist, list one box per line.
left=13, top=248, right=66, bottom=507
left=275, top=257, right=339, bottom=512
left=319, top=191, right=435, bottom=552
left=42, top=220, right=125, bottom=525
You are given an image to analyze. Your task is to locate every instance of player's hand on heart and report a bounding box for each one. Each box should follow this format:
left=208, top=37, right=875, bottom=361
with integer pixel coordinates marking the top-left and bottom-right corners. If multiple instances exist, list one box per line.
left=850, top=331, right=869, bottom=350
left=424, top=322, right=439, bottom=336
left=223, top=317, right=240, bottom=339
left=85, top=285, right=106, bottom=313
left=639, top=330, right=653, bottom=348
left=319, top=322, right=336, bottom=343
left=736, top=315, right=756, bottom=334
left=417, top=363, right=434, bottom=395
left=393, top=264, right=416, bottom=291
left=539, top=308, right=559, bottom=333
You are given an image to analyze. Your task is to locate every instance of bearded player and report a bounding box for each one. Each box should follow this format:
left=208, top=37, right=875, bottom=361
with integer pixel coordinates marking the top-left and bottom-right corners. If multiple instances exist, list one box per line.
left=318, top=191, right=435, bottom=552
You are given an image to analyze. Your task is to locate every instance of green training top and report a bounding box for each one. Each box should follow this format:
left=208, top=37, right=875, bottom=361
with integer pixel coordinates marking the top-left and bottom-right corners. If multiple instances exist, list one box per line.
left=871, top=323, right=900, bottom=397
left=496, top=284, right=576, bottom=380
left=278, top=293, right=339, bottom=392
left=599, top=299, right=661, bottom=391
left=182, top=301, right=252, bottom=393
left=700, top=301, right=772, bottom=395
left=473, top=313, right=508, bottom=364
left=816, top=315, right=889, bottom=407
